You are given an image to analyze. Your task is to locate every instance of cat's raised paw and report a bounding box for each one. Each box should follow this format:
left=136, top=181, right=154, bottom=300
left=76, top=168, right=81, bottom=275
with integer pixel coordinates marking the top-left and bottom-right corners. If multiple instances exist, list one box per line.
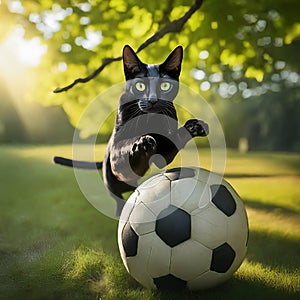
left=129, top=135, right=157, bottom=177
left=184, top=119, right=209, bottom=137
left=131, top=135, right=157, bottom=156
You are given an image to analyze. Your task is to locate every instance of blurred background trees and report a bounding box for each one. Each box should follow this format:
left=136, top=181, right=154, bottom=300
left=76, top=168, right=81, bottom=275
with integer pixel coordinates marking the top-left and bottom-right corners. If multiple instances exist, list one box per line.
left=0, top=0, right=299, bottom=150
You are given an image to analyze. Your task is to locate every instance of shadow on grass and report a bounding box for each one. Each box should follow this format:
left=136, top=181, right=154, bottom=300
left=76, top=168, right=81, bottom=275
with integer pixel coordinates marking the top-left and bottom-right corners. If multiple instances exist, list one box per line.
left=225, top=173, right=294, bottom=178
left=245, top=198, right=299, bottom=217
left=154, top=277, right=299, bottom=300
left=244, top=198, right=300, bottom=270
left=247, top=230, right=300, bottom=271
left=278, top=155, right=300, bottom=176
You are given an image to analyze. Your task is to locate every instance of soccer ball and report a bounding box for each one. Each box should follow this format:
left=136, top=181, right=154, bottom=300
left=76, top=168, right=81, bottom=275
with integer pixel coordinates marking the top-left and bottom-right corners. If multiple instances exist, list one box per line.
left=118, top=167, right=248, bottom=291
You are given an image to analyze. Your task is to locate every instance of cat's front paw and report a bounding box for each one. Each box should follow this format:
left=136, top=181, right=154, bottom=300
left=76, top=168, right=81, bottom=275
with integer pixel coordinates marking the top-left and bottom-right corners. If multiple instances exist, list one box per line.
left=129, top=135, right=157, bottom=177
left=184, top=119, right=209, bottom=137
left=131, top=135, right=157, bottom=157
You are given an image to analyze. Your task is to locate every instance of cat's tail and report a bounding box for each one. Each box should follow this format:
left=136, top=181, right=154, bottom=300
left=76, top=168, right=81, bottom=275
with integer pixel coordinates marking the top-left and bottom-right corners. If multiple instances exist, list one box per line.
left=53, top=156, right=103, bottom=169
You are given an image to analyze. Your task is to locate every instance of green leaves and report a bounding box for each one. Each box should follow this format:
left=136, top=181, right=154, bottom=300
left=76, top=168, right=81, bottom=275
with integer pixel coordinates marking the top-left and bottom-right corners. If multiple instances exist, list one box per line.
left=1, top=0, right=299, bottom=138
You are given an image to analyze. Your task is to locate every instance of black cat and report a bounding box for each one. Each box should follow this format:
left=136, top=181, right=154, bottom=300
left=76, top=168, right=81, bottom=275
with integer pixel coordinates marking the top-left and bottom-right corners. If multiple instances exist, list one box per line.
left=54, top=45, right=209, bottom=216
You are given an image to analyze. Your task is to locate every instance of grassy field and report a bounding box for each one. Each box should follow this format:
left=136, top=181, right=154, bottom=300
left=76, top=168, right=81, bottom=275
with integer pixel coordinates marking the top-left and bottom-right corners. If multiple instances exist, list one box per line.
left=0, top=145, right=299, bottom=299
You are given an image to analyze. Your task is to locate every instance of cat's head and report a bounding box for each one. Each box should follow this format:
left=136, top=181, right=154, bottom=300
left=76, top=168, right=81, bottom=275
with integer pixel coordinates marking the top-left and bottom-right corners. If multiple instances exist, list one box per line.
left=122, top=45, right=183, bottom=113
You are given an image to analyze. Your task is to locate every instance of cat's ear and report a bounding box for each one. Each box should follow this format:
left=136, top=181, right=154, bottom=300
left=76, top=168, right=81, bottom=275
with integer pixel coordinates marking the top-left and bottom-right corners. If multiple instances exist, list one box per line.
left=160, top=46, right=183, bottom=79
left=123, top=45, right=142, bottom=78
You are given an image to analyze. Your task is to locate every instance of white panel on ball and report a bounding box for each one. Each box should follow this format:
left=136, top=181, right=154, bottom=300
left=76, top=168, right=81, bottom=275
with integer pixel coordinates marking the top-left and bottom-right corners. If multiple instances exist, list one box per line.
left=126, top=233, right=156, bottom=289
left=188, top=270, right=230, bottom=290
left=170, top=178, right=211, bottom=213
left=129, top=202, right=156, bottom=235
left=147, top=234, right=172, bottom=278
left=191, top=206, right=228, bottom=249
left=170, top=240, right=211, bottom=281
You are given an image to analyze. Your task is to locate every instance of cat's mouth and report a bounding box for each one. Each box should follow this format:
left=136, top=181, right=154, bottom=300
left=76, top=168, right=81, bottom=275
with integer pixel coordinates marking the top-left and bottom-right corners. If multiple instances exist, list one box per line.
left=138, top=98, right=170, bottom=113
left=138, top=99, right=163, bottom=113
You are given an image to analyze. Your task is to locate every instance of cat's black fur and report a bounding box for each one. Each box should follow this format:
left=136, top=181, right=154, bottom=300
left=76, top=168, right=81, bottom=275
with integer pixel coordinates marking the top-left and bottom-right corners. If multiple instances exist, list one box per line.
left=54, top=45, right=209, bottom=216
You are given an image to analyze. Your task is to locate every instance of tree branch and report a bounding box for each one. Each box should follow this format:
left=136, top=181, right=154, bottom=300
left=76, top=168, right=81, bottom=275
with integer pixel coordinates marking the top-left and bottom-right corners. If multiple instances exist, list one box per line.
left=53, top=57, right=121, bottom=93
left=54, top=0, right=203, bottom=93
left=136, top=0, right=203, bottom=53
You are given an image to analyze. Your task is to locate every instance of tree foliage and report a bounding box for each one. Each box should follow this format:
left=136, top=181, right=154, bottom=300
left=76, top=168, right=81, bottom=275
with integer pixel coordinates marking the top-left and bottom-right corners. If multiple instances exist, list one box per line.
left=1, top=0, right=300, bottom=149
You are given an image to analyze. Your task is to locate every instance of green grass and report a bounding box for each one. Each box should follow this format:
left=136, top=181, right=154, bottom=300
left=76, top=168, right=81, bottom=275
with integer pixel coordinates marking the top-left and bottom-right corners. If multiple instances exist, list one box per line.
left=0, top=145, right=299, bottom=299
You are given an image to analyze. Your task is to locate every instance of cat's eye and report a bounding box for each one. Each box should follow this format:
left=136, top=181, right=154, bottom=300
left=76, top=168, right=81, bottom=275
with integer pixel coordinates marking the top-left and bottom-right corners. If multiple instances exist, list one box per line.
left=160, top=82, right=171, bottom=91
left=135, top=81, right=146, bottom=92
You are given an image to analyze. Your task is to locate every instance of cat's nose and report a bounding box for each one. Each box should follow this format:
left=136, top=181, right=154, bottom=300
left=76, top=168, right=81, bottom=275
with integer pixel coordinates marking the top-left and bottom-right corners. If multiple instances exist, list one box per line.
left=149, top=98, right=158, bottom=105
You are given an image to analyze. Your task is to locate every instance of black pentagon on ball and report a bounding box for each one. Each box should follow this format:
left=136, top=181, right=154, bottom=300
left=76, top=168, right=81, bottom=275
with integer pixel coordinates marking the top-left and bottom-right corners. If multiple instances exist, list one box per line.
left=122, top=222, right=139, bottom=257
left=210, top=184, right=236, bottom=216
left=164, top=167, right=195, bottom=181
left=211, top=242, right=236, bottom=273
left=154, top=274, right=187, bottom=290
left=155, top=205, right=191, bottom=247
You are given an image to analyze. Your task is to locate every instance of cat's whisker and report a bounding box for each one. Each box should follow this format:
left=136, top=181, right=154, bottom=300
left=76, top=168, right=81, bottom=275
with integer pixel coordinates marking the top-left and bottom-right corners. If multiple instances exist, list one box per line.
left=132, top=108, right=143, bottom=118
